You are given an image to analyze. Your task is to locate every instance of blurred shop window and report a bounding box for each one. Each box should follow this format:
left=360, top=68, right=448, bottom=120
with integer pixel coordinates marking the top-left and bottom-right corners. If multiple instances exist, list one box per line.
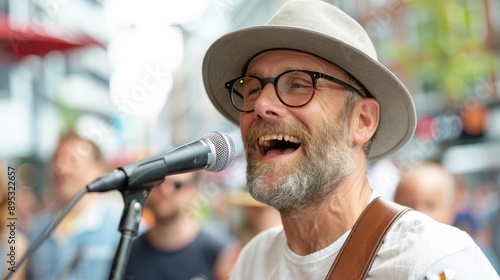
left=460, top=100, right=489, bottom=140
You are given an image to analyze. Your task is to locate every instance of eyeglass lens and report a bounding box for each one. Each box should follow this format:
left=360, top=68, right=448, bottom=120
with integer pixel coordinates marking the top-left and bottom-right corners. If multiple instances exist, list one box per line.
left=230, top=71, right=315, bottom=112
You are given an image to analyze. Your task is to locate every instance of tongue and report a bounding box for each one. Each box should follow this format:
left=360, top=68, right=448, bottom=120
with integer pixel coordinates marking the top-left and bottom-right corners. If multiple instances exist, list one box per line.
left=266, top=148, right=296, bottom=156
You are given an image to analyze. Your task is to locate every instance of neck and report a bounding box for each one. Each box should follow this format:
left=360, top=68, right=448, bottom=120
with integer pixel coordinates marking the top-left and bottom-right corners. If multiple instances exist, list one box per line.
left=280, top=173, right=373, bottom=256
left=66, top=193, right=95, bottom=217
left=54, top=194, right=97, bottom=240
left=146, top=213, right=200, bottom=251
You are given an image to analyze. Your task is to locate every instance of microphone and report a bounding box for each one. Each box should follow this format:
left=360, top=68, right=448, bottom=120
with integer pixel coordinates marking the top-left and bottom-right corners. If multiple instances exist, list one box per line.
left=86, top=131, right=236, bottom=192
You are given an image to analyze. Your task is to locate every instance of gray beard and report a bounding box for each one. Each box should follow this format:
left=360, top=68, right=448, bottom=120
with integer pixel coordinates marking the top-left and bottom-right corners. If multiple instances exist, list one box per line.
left=245, top=115, right=356, bottom=214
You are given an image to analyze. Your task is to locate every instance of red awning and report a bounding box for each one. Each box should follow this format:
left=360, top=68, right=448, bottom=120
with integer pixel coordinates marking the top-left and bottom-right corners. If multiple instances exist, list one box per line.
left=0, top=14, right=102, bottom=58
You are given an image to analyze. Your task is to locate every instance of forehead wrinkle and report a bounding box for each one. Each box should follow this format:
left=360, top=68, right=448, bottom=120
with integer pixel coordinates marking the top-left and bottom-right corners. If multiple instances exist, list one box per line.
left=247, top=50, right=349, bottom=81
left=245, top=66, right=294, bottom=78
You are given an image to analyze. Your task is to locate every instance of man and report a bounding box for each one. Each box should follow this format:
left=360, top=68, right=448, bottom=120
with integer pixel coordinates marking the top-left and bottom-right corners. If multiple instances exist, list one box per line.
left=395, top=162, right=500, bottom=273
left=394, top=162, right=455, bottom=224
left=28, top=131, right=123, bottom=280
left=201, top=0, right=499, bottom=279
left=124, top=172, right=233, bottom=280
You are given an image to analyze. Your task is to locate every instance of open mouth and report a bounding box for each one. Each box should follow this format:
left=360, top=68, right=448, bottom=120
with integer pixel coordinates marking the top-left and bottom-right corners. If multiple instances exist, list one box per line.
left=258, top=134, right=301, bottom=156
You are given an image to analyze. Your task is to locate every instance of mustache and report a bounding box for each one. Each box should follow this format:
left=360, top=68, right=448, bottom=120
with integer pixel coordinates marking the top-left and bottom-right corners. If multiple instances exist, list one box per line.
left=244, top=119, right=310, bottom=144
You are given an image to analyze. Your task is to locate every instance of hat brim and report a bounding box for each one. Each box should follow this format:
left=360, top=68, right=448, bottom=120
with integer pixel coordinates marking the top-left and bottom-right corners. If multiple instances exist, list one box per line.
left=203, top=26, right=416, bottom=161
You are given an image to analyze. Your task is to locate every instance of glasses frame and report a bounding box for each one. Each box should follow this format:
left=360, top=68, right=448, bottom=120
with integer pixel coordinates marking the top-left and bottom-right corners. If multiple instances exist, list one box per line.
left=224, top=69, right=366, bottom=113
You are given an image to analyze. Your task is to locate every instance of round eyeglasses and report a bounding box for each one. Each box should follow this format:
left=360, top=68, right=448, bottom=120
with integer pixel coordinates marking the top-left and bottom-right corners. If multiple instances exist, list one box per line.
left=224, top=70, right=365, bottom=112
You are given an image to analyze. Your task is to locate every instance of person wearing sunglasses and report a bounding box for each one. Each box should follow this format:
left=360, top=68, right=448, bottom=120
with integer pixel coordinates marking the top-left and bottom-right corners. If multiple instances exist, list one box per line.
left=124, top=172, right=234, bottom=280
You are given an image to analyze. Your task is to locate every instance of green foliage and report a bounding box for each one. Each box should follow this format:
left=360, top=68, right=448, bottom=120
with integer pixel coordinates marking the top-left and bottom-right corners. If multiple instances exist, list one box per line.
left=398, top=0, right=496, bottom=101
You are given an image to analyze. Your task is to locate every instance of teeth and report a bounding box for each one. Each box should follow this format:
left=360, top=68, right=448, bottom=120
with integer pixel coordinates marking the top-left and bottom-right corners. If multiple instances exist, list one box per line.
left=258, top=134, right=300, bottom=146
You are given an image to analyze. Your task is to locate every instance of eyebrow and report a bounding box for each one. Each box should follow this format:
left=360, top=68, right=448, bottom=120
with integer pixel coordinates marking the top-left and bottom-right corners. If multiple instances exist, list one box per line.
left=245, top=67, right=295, bottom=77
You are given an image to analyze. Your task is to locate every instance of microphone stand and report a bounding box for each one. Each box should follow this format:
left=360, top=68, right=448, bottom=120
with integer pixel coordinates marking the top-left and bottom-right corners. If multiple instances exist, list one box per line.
left=108, top=186, right=152, bottom=280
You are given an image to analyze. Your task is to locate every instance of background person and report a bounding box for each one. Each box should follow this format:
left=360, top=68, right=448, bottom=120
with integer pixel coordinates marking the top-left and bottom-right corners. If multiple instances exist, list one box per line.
left=394, top=161, right=500, bottom=273
left=27, top=130, right=123, bottom=280
left=217, top=188, right=282, bottom=277
left=394, top=161, right=455, bottom=224
left=124, top=172, right=235, bottom=280
left=225, top=189, right=281, bottom=246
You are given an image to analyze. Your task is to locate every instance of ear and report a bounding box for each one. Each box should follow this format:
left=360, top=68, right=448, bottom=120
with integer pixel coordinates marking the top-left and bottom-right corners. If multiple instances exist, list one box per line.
left=352, top=98, right=379, bottom=146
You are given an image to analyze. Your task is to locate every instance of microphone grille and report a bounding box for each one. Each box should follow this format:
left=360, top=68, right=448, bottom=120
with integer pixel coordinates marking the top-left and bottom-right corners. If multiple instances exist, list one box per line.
left=202, top=131, right=236, bottom=172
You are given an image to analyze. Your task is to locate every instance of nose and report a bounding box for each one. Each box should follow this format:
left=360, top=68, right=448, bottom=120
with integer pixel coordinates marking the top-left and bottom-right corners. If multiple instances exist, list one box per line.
left=252, top=83, right=287, bottom=120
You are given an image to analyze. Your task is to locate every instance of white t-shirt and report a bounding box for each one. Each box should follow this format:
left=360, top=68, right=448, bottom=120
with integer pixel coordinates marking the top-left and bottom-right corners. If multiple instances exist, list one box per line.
left=230, top=197, right=499, bottom=280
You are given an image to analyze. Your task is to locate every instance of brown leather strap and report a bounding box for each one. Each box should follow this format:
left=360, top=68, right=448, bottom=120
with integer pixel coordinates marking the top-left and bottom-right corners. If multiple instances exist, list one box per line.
left=325, top=197, right=411, bottom=280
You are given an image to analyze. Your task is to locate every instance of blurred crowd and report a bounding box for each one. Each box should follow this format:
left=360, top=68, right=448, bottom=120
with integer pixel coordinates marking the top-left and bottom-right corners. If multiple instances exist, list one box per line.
left=1, top=128, right=499, bottom=279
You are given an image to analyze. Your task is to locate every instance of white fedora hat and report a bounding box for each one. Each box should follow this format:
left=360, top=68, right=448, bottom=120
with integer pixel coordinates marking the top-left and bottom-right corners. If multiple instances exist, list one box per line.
left=202, top=0, right=416, bottom=161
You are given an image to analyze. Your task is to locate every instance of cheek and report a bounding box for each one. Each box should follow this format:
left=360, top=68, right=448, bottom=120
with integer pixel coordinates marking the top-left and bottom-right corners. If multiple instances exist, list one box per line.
left=240, top=114, right=253, bottom=138
left=292, top=109, right=327, bottom=136
left=296, top=93, right=339, bottom=121
left=80, top=166, right=100, bottom=182
left=315, top=90, right=346, bottom=111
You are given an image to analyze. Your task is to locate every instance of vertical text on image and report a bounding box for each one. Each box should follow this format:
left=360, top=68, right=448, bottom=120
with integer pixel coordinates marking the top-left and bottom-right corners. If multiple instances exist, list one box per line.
left=6, top=166, right=17, bottom=272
